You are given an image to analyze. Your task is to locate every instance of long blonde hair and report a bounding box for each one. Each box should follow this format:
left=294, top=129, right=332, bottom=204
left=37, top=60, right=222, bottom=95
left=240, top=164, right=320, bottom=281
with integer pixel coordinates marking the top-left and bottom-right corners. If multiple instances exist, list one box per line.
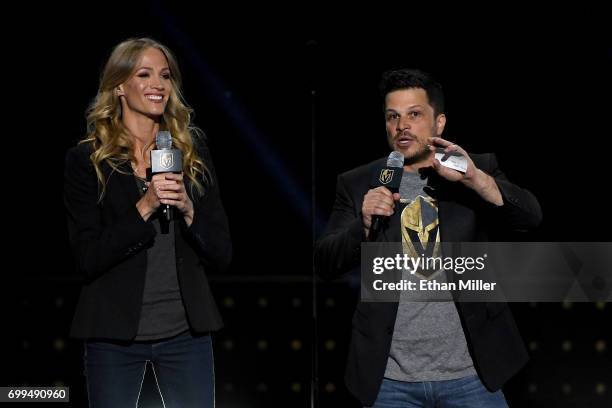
left=81, top=37, right=208, bottom=199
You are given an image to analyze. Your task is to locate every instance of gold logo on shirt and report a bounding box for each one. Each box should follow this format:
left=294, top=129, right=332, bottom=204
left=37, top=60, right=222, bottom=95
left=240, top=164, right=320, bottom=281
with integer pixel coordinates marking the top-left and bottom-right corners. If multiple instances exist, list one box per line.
left=401, top=196, right=441, bottom=278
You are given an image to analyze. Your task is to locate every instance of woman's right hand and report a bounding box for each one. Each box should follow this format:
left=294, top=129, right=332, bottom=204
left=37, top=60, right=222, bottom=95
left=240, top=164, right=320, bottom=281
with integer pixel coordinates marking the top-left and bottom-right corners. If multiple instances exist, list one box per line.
left=136, top=173, right=175, bottom=221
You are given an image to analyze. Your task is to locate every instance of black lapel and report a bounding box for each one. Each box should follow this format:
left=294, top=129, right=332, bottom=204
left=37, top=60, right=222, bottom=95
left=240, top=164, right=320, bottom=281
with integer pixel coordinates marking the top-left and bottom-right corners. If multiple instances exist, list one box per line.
left=423, top=171, right=457, bottom=243
left=104, top=161, right=141, bottom=207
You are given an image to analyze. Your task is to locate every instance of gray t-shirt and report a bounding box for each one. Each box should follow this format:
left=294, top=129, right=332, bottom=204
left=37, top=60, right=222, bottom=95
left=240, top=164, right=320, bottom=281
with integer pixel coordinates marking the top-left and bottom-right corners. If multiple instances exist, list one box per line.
left=384, top=170, right=476, bottom=381
left=134, top=177, right=189, bottom=341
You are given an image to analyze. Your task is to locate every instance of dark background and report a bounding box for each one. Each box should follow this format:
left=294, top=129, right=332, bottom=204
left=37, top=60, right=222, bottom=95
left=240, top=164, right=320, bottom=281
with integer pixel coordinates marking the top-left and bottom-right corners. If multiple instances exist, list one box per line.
left=4, top=3, right=611, bottom=407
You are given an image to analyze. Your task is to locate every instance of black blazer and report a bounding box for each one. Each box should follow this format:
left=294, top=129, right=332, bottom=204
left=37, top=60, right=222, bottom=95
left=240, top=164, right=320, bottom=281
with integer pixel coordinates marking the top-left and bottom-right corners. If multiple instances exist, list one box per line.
left=64, top=142, right=231, bottom=340
left=314, top=153, right=542, bottom=406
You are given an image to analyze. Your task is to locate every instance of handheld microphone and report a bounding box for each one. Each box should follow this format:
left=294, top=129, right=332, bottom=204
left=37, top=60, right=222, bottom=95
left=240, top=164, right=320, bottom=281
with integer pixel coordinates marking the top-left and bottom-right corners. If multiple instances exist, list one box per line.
left=151, top=131, right=183, bottom=226
left=368, top=151, right=404, bottom=241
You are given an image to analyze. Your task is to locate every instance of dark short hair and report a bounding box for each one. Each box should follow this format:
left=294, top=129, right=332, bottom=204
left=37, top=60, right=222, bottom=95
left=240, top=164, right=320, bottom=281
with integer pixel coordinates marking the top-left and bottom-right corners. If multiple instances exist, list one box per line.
left=379, top=69, right=445, bottom=116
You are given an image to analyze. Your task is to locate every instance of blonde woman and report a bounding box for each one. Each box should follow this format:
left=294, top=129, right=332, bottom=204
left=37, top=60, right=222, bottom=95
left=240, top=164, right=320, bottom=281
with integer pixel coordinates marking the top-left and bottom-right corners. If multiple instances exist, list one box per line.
left=64, top=38, right=231, bottom=407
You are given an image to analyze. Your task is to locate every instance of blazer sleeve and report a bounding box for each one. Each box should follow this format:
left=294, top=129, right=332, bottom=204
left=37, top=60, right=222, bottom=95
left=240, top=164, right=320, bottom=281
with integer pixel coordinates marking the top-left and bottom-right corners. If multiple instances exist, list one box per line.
left=314, top=173, right=365, bottom=280
left=63, top=145, right=156, bottom=281
left=182, top=144, right=232, bottom=274
left=484, top=153, right=543, bottom=231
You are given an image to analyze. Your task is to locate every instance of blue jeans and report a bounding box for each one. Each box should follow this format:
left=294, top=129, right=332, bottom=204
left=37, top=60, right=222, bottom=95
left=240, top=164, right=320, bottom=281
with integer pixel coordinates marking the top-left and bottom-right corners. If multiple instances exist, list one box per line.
left=85, top=331, right=214, bottom=408
left=368, top=375, right=508, bottom=408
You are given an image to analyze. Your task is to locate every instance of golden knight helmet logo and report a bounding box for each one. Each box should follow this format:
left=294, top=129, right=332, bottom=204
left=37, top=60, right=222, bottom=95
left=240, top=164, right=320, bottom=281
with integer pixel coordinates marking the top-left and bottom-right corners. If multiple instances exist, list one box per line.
left=160, top=152, right=174, bottom=169
left=379, top=169, right=394, bottom=184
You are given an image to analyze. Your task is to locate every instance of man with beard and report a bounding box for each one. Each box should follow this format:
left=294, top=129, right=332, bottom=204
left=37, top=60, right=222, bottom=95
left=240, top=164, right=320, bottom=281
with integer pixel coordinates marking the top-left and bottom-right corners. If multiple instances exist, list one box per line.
left=314, top=69, right=542, bottom=407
